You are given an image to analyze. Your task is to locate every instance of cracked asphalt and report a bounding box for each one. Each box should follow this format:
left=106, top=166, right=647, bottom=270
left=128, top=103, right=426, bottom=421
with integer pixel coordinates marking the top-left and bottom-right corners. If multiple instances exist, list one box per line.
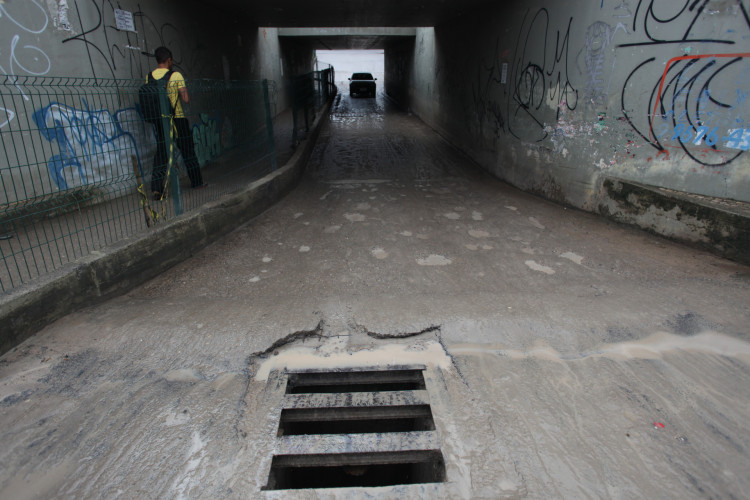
left=1, top=90, right=749, bottom=498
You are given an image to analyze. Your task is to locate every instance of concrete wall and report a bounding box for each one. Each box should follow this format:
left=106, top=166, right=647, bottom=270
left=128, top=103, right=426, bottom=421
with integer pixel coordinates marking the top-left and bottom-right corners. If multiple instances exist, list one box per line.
left=253, top=28, right=288, bottom=114
left=0, top=1, right=291, bottom=206
left=0, top=0, right=230, bottom=82
left=384, top=38, right=414, bottom=106
left=279, top=37, right=316, bottom=78
left=386, top=0, right=750, bottom=259
left=279, top=36, right=317, bottom=112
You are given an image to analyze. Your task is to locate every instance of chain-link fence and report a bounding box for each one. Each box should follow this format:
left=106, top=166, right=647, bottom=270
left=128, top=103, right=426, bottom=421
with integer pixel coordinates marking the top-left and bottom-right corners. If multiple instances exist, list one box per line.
left=0, top=76, right=278, bottom=292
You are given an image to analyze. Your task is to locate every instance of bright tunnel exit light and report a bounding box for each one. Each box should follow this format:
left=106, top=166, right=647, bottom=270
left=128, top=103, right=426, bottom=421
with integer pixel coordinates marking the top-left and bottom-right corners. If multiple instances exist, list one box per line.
left=316, top=50, right=384, bottom=86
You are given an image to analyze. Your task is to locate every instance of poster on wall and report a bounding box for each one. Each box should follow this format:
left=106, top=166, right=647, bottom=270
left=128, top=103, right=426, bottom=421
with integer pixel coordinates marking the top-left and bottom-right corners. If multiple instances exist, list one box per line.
left=114, top=9, right=136, bottom=32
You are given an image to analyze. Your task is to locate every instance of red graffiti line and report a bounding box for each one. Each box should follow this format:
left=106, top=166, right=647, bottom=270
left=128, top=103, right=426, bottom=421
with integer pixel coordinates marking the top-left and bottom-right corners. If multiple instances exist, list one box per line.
left=649, top=52, right=750, bottom=142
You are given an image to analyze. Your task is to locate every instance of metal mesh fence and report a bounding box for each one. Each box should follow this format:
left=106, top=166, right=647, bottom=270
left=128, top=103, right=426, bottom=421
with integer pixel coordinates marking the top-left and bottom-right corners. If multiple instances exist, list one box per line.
left=0, top=76, right=277, bottom=292
left=291, top=68, right=335, bottom=146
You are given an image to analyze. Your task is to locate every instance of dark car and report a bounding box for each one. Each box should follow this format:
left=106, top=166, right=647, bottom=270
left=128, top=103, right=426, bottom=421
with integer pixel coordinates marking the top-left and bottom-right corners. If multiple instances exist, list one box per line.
left=349, top=73, right=377, bottom=97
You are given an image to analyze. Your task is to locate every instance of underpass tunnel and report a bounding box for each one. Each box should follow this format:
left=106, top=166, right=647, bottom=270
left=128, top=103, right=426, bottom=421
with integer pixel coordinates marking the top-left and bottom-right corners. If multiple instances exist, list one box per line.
left=236, top=1, right=749, bottom=263
left=1, top=3, right=750, bottom=498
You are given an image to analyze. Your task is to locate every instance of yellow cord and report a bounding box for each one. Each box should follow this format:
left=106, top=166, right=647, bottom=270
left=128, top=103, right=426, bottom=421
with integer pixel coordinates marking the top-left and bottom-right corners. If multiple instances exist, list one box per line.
left=153, top=114, right=177, bottom=223
left=136, top=183, right=158, bottom=225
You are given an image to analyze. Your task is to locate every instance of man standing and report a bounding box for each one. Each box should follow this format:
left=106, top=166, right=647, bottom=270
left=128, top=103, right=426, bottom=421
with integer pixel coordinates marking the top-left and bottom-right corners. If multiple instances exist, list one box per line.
left=149, top=46, right=206, bottom=199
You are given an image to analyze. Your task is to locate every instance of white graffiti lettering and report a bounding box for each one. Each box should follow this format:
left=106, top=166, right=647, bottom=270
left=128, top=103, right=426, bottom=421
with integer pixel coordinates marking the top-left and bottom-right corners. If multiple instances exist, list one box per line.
left=0, top=106, right=15, bottom=129
left=9, top=35, right=52, bottom=77
left=0, top=0, right=49, bottom=34
left=0, top=0, right=51, bottom=127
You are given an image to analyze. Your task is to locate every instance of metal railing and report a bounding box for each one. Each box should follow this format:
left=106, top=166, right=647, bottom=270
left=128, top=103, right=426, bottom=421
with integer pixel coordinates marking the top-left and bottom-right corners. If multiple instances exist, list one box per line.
left=290, top=68, right=336, bottom=146
left=0, top=76, right=278, bottom=292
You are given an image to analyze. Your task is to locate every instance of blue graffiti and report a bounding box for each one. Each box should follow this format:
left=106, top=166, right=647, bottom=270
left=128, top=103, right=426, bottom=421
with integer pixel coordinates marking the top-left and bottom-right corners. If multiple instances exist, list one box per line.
left=657, top=122, right=750, bottom=151
left=33, top=100, right=153, bottom=190
left=192, top=113, right=222, bottom=167
left=650, top=84, right=750, bottom=158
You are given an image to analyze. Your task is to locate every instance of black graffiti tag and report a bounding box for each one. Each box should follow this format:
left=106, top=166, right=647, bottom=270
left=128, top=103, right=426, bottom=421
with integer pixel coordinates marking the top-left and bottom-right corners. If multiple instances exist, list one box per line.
left=470, top=37, right=507, bottom=139
left=619, top=0, right=749, bottom=48
left=618, top=0, right=750, bottom=167
left=62, top=0, right=189, bottom=80
left=508, top=8, right=578, bottom=142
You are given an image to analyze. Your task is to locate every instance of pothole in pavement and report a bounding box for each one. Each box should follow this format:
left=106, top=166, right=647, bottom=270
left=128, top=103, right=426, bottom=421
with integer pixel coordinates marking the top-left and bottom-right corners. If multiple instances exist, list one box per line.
left=243, top=323, right=525, bottom=498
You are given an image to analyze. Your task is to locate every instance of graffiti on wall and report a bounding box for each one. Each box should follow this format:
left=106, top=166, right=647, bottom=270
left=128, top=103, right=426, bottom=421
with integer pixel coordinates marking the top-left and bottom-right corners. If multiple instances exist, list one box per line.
left=618, top=0, right=750, bottom=167
left=618, top=0, right=747, bottom=48
left=0, top=0, right=52, bottom=129
left=61, top=0, right=194, bottom=80
left=465, top=0, right=749, bottom=174
left=507, top=8, right=579, bottom=142
left=0, top=0, right=194, bottom=129
left=33, top=101, right=231, bottom=191
left=576, top=20, right=629, bottom=109
left=192, top=113, right=222, bottom=167
left=470, top=39, right=508, bottom=143
left=0, top=1, right=216, bottom=199
left=33, top=101, right=155, bottom=190
left=468, top=8, right=583, bottom=145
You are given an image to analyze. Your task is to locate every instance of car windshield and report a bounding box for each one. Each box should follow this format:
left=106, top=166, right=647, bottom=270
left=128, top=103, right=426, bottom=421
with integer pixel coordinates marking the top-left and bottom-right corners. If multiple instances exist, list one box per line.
left=351, top=73, right=373, bottom=80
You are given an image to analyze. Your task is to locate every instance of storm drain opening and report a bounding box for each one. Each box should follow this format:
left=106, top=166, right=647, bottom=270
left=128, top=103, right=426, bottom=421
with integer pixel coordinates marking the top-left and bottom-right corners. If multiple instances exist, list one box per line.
left=266, top=451, right=446, bottom=490
left=285, top=368, right=427, bottom=394
left=264, top=367, right=447, bottom=491
left=278, top=405, right=435, bottom=436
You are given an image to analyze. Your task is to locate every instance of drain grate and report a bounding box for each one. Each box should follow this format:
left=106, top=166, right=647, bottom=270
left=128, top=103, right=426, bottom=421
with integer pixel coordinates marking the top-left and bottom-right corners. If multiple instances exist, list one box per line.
left=285, top=368, right=427, bottom=394
left=264, top=367, right=446, bottom=490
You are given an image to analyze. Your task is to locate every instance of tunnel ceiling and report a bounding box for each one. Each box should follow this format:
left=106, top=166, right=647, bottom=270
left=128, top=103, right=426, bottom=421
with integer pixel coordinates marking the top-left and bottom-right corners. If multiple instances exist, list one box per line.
left=299, top=36, right=398, bottom=51
left=216, top=0, right=497, bottom=28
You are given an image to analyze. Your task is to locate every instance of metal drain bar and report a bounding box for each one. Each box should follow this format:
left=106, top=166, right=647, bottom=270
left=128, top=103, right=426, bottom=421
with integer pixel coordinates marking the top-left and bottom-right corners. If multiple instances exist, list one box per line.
left=264, top=367, right=446, bottom=490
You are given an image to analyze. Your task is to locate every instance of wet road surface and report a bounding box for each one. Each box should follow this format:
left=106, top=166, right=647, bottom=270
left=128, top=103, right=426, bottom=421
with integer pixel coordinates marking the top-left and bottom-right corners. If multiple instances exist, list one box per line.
left=1, top=90, right=749, bottom=498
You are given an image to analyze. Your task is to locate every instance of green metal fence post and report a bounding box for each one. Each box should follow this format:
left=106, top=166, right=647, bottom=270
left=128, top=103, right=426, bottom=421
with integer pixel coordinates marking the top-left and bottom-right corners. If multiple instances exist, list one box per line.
left=159, top=91, right=182, bottom=215
left=291, top=77, right=299, bottom=147
left=304, top=74, right=311, bottom=133
left=170, top=160, right=183, bottom=215
left=262, top=79, right=278, bottom=170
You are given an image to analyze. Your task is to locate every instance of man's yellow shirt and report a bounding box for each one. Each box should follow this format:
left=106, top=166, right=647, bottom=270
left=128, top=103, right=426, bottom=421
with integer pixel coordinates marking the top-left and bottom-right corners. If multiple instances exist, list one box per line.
left=149, top=68, right=186, bottom=118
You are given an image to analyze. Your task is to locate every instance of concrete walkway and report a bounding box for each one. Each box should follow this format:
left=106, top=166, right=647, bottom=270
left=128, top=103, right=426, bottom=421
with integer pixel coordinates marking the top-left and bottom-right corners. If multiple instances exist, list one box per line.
left=1, top=90, right=749, bottom=498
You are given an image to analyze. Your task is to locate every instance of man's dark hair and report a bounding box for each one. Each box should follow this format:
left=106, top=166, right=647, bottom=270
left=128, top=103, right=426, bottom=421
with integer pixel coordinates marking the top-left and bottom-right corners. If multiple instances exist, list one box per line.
left=154, top=46, right=172, bottom=64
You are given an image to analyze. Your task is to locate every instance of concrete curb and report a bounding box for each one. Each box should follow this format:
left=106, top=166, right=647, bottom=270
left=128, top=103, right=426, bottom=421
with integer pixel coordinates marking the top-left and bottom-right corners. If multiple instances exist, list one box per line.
left=598, top=177, right=750, bottom=266
left=0, top=100, right=331, bottom=355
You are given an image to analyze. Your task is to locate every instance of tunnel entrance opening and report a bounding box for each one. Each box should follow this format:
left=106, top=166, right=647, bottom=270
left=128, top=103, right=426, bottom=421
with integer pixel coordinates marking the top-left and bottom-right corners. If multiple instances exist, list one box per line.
left=316, top=49, right=384, bottom=93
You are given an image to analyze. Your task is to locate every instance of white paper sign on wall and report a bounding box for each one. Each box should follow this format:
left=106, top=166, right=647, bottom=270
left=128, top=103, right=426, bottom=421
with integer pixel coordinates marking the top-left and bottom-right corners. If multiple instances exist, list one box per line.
left=114, top=9, right=136, bottom=32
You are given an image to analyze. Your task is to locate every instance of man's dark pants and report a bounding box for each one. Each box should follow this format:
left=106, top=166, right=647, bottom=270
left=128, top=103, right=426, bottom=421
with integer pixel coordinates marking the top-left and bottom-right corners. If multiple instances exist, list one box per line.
left=151, top=117, right=203, bottom=194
